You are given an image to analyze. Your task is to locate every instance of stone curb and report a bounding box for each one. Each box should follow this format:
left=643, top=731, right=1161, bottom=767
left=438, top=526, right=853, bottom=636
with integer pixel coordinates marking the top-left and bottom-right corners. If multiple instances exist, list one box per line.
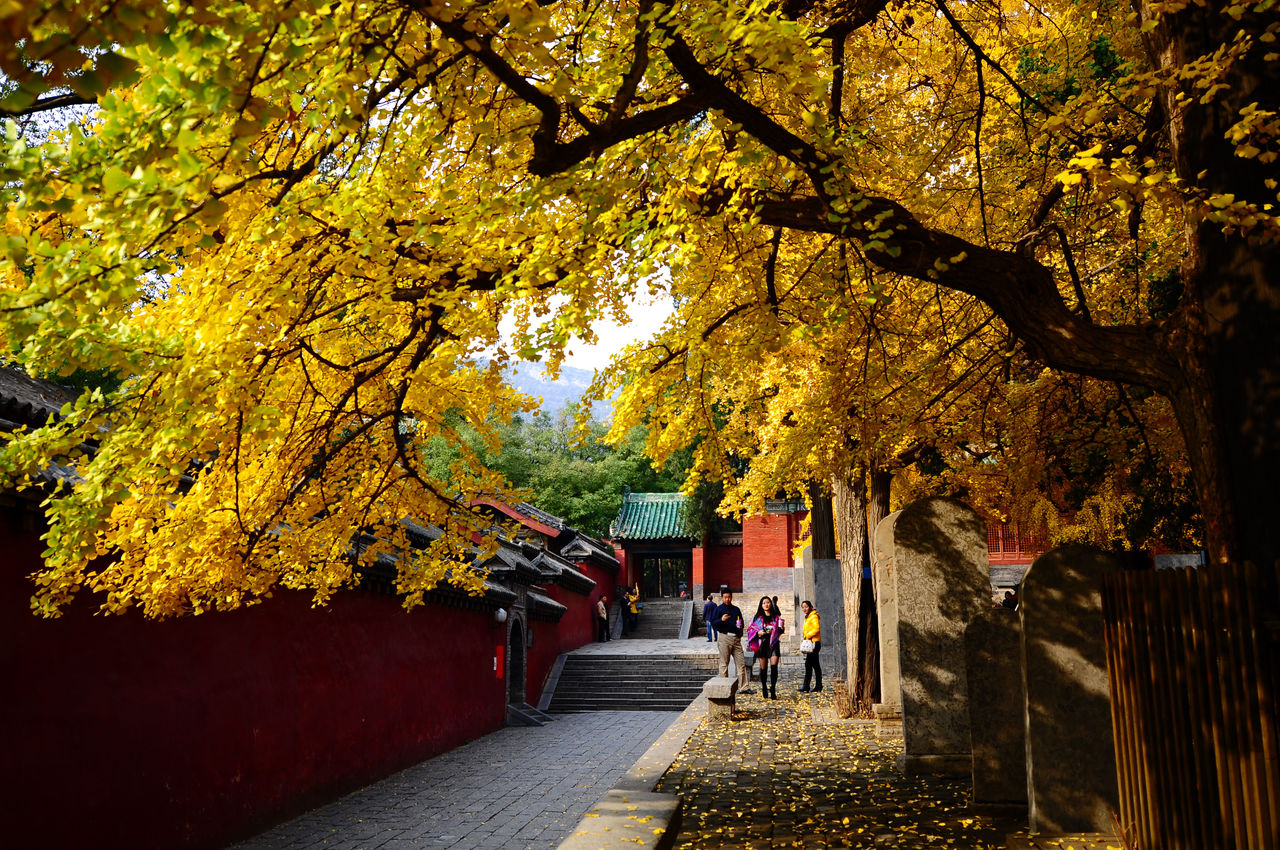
left=538, top=653, right=569, bottom=712
left=555, top=694, right=708, bottom=850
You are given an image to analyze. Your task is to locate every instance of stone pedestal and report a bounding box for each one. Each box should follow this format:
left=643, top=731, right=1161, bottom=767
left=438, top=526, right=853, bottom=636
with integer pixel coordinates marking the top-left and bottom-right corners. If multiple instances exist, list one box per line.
left=872, top=702, right=903, bottom=739
left=703, top=676, right=738, bottom=721
left=882, top=498, right=990, bottom=777
left=965, top=607, right=1027, bottom=807
left=812, top=556, right=845, bottom=679
left=1021, top=546, right=1121, bottom=834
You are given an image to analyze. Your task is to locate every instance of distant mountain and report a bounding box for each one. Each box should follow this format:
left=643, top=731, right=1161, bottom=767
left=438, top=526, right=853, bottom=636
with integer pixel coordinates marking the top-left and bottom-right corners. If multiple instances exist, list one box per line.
left=505, top=363, right=613, bottom=419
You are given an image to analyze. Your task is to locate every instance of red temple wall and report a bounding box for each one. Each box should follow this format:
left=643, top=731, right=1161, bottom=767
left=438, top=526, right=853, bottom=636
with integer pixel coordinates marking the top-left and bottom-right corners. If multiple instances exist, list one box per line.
left=1, top=511, right=509, bottom=850
left=701, top=544, right=743, bottom=592
left=544, top=584, right=594, bottom=651
left=743, top=515, right=794, bottom=570
left=525, top=620, right=562, bottom=704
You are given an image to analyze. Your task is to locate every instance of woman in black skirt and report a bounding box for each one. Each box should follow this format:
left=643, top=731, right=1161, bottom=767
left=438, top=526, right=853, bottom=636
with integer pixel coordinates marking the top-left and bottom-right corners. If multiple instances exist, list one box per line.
left=746, top=596, right=784, bottom=699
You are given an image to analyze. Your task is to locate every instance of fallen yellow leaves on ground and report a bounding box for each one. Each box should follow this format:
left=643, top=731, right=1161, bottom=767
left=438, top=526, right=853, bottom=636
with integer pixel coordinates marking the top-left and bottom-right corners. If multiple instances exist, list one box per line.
left=657, top=690, right=1026, bottom=849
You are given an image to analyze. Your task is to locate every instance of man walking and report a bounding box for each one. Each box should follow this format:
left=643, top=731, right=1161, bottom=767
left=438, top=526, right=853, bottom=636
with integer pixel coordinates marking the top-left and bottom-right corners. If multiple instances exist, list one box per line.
left=702, top=593, right=717, bottom=642
left=596, top=595, right=611, bottom=642
left=711, top=589, right=751, bottom=693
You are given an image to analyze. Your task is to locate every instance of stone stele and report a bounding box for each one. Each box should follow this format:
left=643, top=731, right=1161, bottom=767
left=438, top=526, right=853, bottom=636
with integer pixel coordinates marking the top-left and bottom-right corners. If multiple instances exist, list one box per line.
left=872, top=509, right=903, bottom=737
left=965, top=606, right=1027, bottom=807
left=812, top=555, right=845, bottom=680
left=891, top=497, right=990, bottom=776
left=1020, top=545, right=1121, bottom=834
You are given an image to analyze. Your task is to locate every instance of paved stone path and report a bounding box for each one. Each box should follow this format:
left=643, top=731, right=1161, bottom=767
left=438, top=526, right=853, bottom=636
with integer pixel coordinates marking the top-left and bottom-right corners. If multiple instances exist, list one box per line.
left=568, top=635, right=718, bottom=656
left=232, top=711, right=680, bottom=850
left=657, top=689, right=1028, bottom=849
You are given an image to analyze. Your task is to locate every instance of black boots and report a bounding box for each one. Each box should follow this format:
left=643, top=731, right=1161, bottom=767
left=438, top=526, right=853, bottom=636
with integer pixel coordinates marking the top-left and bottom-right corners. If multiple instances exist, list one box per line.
left=770, top=665, right=779, bottom=700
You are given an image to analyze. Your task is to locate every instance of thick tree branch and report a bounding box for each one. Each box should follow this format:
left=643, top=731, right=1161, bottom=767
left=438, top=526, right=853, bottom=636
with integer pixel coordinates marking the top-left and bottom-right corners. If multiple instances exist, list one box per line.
left=529, top=94, right=713, bottom=176
left=752, top=194, right=1175, bottom=392
left=0, top=91, right=96, bottom=117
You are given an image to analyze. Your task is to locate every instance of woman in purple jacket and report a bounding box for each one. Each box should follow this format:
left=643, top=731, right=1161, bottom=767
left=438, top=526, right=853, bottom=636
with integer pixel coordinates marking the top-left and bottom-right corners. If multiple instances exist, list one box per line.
left=746, top=596, right=784, bottom=699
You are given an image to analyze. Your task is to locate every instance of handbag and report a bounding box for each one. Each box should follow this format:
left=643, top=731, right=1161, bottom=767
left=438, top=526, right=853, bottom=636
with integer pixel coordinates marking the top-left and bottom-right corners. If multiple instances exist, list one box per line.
left=800, top=638, right=815, bottom=654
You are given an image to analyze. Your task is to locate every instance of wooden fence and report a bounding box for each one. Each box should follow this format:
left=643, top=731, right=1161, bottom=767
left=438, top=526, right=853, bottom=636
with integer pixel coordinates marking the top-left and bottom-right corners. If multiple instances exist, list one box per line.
left=1102, top=564, right=1280, bottom=849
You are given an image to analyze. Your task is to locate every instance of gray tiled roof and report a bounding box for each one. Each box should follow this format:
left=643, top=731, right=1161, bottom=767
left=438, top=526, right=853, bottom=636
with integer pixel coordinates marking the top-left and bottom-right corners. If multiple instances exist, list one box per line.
left=514, top=501, right=569, bottom=532
left=0, top=366, right=74, bottom=427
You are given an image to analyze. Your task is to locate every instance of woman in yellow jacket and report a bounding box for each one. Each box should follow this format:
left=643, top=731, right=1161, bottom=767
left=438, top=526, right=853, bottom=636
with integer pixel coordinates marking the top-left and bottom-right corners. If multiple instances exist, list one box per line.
left=800, top=600, right=823, bottom=693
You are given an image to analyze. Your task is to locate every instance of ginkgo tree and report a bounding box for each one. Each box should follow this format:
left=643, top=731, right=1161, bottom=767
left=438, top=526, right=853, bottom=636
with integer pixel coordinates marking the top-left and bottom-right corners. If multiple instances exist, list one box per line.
left=0, top=0, right=1275, bottom=617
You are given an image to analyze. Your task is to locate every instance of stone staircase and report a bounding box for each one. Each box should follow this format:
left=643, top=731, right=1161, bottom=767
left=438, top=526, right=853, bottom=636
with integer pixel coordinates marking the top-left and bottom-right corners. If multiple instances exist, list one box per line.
left=506, top=702, right=557, bottom=727
left=546, top=654, right=721, bottom=713
left=622, top=599, right=688, bottom=640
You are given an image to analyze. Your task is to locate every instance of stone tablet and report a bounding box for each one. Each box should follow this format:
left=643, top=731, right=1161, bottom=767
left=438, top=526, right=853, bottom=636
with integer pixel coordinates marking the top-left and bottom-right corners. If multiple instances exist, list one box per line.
left=791, top=546, right=815, bottom=648
left=892, top=497, right=990, bottom=776
left=872, top=510, right=903, bottom=712
left=812, top=555, right=845, bottom=679
left=965, top=606, right=1027, bottom=806
left=1020, top=545, right=1121, bottom=833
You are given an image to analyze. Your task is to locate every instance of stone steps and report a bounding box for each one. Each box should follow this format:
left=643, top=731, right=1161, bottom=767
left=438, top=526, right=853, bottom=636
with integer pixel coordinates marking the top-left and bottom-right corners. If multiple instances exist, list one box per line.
left=621, top=600, right=689, bottom=640
left=547, top=653, right=719, bottom=713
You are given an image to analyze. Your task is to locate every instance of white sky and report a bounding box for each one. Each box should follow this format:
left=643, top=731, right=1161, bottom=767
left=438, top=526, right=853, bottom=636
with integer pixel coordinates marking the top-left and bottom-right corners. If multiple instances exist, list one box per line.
left=560, top=290, right=674, bottom=372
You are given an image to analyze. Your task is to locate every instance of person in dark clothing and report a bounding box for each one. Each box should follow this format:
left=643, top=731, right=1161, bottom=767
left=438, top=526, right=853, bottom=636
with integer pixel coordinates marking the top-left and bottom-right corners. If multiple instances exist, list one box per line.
left=702, top=594, right=717, bottom=642
left=1002, top=590, right=1018, bottom=610
left=712, top=590, right=751, bottom=692
left=799, top=599, right=822, bottom=692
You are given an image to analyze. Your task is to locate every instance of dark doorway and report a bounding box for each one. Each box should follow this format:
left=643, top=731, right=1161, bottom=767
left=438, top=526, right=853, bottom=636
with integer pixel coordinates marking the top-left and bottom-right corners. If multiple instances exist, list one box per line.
left=507, top=621, right=526, bottom=704
left=642, top=556, right=692, bottom=598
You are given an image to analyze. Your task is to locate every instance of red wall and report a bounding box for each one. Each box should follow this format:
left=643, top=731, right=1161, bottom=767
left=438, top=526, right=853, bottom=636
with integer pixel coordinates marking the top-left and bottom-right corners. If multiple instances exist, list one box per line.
left=743, top=514, right=795, bottom=569
left=612, top=545, right=639, bottom=588
left=525, top=619, right=561, bottom=705
left=0, top=511, right=508, bottom=850
left=545, top=584, right=595, bottom=652
left=702, top=544, right=743, bottom=592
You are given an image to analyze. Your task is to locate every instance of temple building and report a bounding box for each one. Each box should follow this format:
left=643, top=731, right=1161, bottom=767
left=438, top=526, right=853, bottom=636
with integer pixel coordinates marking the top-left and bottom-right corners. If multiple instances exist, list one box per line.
left=609, top=490, right=807, bottom=608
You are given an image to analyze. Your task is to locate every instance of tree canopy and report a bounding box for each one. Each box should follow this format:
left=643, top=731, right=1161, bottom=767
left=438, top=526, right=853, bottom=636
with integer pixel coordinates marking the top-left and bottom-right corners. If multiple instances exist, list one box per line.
left=1, top=0, right=1275, bottom=616
left=423, top=411, right=684, bottom=538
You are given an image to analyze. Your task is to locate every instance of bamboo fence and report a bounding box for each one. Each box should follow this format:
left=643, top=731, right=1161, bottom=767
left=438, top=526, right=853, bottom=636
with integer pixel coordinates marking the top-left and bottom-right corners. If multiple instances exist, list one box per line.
left=1102, top=563, right=1280, bottom=849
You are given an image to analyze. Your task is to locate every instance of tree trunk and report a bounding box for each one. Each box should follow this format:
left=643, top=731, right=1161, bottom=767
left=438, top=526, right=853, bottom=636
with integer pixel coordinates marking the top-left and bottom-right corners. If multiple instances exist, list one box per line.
left=1139, top=1, right=1280, bottom=571
left=860, top=465, right=891, bottom=704
left=808, top=483, right=837, bottom=560
left=832, top=466, right=867, bottom=687
left=867, top=467, right=892, bottom=535
left=857, top=575, right=879, bottom=705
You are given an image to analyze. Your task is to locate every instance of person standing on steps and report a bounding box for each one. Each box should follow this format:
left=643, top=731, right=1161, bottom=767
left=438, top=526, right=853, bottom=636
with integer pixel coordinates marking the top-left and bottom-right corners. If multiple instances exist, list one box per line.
left=712, top=589, right=751, bottom=693
left=702, top=594, right=717, bottom=642
left=596, top=595, right=611, bottom=642
left=746, top=596, right=785, bottom=699
left=628, top=585, right=641, bottom=633
left=799, top=600, right=822, bottom=692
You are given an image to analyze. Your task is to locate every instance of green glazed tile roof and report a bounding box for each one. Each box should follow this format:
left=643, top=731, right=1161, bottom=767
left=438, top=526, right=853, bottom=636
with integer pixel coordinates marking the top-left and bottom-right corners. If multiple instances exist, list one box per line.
left=610, top=492, right=694, bottom=540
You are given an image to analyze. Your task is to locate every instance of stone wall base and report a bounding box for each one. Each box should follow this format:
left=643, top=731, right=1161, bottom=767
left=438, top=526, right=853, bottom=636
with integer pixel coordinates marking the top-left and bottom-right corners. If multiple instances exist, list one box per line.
left=896, top=753, right=972, bottom=777
left=872, top=702, right=903, bottom=739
